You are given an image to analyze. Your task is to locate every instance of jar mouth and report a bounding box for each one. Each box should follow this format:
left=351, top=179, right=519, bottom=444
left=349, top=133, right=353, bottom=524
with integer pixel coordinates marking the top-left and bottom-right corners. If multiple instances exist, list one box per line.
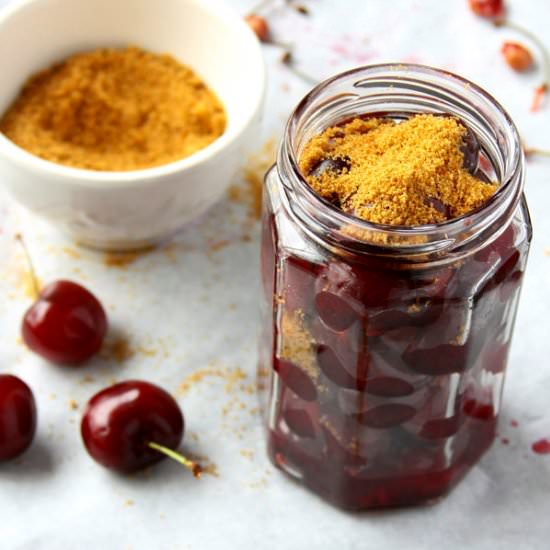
left=278, top=63, right=524, bottom=258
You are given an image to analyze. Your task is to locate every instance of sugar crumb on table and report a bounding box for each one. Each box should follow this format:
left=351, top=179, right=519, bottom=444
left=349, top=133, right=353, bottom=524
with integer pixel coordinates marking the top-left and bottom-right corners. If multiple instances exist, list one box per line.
left=248, top=477, right=269, bottom=489
left=104, top=249, right=152, bottom=269
left=240, top=449, right=255, bottom=460
left=178, top=365, right=248, bottom=396
left=100, top=335, right=134, bottom=363
left=62, top=246, right=81, bottom=259
left=228, top=138, right=277, bottom=224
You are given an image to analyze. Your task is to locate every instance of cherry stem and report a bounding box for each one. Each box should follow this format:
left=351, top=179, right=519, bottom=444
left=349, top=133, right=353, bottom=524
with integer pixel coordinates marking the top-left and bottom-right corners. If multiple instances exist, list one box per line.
left=524, top=147, right=550, bottom=158
left=495, top=19, right=550, bottom=110
left=247, top=0, right=275, bottom=16
left=14, top=233, right=40, bottom=299
left=281, top=50, right=319, bottom=86
left=147, top=441, right=202, bottom=478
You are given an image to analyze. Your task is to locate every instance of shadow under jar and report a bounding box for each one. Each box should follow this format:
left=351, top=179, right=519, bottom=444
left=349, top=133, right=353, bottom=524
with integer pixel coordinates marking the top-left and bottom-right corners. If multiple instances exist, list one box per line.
left=259, top=64, right=531, bottom=511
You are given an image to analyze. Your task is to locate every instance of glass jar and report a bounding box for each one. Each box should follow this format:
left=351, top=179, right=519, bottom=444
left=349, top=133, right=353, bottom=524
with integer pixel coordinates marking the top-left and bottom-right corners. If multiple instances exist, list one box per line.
left=259, top=64, right=531, bottom=510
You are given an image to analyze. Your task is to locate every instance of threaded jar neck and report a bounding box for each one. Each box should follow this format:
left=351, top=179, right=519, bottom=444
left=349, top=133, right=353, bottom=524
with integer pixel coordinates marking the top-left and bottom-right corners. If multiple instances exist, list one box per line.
left=277, top=64, right=524, bottom=265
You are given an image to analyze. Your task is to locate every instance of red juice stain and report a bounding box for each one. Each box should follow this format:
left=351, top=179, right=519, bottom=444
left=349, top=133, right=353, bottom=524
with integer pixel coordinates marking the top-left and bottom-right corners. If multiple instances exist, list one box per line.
left=532, top=439, right=550, bottom=455
left=510, top=420, right=519, bottom=428
left=501, top=437, right=510, bottom=445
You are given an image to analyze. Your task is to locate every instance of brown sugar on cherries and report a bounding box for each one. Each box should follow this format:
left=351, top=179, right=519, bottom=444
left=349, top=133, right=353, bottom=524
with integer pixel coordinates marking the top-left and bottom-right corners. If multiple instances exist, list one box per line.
left=299, top=114, right=498, bottom=226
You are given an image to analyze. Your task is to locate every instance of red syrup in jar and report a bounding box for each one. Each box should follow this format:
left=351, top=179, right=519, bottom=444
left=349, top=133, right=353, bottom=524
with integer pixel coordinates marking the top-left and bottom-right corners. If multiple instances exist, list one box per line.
left=265, top=220, right=523, bottom=509
left=261, top=67, right=531, bottom=510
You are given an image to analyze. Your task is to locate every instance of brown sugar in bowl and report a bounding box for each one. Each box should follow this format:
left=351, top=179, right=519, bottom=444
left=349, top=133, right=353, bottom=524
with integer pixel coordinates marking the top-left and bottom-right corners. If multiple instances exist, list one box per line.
left=0, top=0, right=265, bottom=251
left=0, top=46, right=228, bottom=172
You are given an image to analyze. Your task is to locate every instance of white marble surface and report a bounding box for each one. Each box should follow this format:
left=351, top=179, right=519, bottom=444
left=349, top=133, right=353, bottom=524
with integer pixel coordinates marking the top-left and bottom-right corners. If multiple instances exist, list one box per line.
left=0, top=0, right=549, bottom=549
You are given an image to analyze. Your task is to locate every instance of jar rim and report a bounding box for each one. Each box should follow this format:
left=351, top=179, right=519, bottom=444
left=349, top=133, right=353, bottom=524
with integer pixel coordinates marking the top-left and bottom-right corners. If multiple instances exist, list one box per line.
left=278, top=63, right=524, bottom=257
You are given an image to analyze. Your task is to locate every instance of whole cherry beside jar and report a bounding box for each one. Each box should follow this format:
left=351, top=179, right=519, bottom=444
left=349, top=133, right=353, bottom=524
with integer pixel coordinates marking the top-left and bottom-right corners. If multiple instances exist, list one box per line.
left=16, top=234, right=108, bottom=365
left=260, top=64, right=531, bottom=510
left=81, top=380, right=201, bottom=476
left=0, top=374, right=37, bottom=460
left=22, top=280, right=108, bottom=365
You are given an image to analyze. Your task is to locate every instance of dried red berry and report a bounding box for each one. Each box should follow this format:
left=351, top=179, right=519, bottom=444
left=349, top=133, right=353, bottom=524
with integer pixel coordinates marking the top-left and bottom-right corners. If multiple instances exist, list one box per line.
left=531, top=83, right=548, bottom=112
left=245, top=14, right=270, bottom=42
left=501, top=42, right=534, bottom=72
left=468, top=0, right=504, bottom=18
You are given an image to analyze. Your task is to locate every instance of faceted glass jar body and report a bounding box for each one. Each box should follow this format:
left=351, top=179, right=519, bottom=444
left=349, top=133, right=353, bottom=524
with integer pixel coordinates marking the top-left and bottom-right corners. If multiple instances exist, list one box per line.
left=259, top=65, right=532, bottom=510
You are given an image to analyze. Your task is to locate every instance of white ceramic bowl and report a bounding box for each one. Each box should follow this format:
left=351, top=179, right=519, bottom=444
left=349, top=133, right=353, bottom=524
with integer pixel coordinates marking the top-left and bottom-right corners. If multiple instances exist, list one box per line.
left=0, top=0, right=265, bottom=250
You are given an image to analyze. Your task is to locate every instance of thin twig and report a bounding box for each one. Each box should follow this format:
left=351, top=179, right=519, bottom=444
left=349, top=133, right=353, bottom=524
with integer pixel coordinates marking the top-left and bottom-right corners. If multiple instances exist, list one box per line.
left=495, top=19, right=550, bottom=111
left=247, top=0, right=276, bottom=16
left=524, top=147, right=550, bottom=159
left=281, top=50, right=319, bottom=86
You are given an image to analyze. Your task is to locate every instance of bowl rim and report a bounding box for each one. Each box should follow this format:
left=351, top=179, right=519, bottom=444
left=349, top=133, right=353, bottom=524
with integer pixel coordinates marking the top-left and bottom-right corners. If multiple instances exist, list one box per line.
left=0, top=0, right=266, bottom=188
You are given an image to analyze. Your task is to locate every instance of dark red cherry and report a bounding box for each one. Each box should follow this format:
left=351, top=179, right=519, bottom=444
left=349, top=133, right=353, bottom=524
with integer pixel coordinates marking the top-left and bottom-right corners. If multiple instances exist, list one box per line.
left=309, top=156, right=352, bottom=179
left=282, top=256, right=319, bottom=314
left=283, top=408, right=316, bottom=438
left=0, top=374, right=37, bottom=460
left=315, top=262, right=407, bottom=316
left=365, top=377, right=414, bottom=397
left=499, top=270, right=522, bottom=302
left=81, top=380, right=184, bottom=473
left=357, top=404, right=416, bottom=429
left=315, top=292, right=361, bottom=331
left=402, top=384, right=461, bottom=440
left=474, top=224, right=515, bottom=264
left=433, top=114, right=480, bottom=173
left=424, top=197, right=451, bottom=220
left=275, top=359, right=317, bottom=401
left=314, top=262, right=369, bottom=331
left=402, top=343, right=468, bottom=376
left=419, top=416, right=461, bottom=439
left=22, top=280, right=107, bottom=365
left=460, top=125, right=480, bottom=174
left=316, top=344, right=362, bottom=389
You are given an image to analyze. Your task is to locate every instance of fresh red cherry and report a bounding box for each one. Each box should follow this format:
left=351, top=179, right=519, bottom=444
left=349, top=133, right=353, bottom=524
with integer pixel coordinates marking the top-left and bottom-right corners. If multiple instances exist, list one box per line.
left=316, top=344, right=363, bottom=389
left=282, top=256, right=320, bottom=314
left=275, top=358, right=318, bottom=402
left=0, top=374, right=37, bottom=460
left=22, top=280, right=108, bottom=365
left=81, top=380, right=200, bottom=475
left=283, top=407, right=316, bottom=439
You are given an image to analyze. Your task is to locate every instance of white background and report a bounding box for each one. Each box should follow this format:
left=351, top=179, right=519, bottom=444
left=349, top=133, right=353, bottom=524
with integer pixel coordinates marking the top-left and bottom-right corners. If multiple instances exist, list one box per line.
left=0, top=0, right=549, bottom=549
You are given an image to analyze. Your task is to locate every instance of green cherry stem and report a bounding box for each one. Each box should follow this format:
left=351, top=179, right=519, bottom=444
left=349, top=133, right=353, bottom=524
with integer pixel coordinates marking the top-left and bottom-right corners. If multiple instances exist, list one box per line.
left=14, top=233, right=40, bottom=299
left=147, top=441, right=203, bottom=478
